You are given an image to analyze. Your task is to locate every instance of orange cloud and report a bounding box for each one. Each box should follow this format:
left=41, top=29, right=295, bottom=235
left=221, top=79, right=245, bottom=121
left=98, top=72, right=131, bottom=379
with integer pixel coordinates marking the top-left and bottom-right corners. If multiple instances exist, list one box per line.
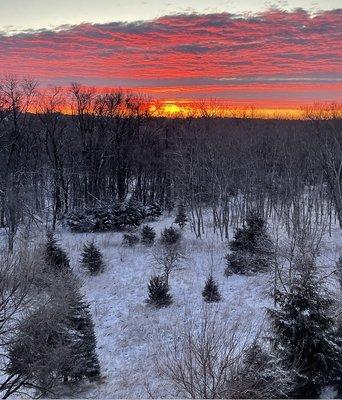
left=0, top=9, right=341, bottom=107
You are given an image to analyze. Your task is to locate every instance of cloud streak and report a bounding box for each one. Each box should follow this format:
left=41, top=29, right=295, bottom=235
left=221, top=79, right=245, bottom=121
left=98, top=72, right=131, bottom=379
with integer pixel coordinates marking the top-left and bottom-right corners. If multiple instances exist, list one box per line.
left=0, top=9, right=341, bottom=106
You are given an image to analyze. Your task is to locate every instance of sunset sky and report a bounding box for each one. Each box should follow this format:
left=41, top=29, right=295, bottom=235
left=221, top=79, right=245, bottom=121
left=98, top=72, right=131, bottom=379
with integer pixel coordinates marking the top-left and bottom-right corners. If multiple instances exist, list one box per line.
left=0, top=0, right=341, bottom=110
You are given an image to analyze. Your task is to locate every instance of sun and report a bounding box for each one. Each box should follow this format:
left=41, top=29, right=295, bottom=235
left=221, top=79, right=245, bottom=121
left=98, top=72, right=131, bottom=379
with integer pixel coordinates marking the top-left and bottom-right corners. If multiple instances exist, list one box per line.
left=162, top=102, right=183, bottom=116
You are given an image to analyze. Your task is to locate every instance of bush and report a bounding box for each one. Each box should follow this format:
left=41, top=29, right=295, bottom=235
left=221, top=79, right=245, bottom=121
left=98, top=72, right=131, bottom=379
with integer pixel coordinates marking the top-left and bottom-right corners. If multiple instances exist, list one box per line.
left=141, top=225, right=156, bottom=246
left=147, top=275, right=172, bottom=307
left=202, top=274, right=221, bottom=302
left=225, top=213, right=273, bottom=275
left=81, top=242, right=105, bottom=275
left=122, top=233, right=140, bottom=247
left=160, top=226, right=181, bottom=246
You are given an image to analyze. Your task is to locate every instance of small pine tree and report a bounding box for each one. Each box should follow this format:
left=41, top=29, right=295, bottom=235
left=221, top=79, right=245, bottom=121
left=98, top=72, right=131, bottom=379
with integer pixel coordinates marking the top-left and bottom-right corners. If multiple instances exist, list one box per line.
left=225, top=213, right=273, bottom=275
left=141, top=225, right=156, bottom=246
left=65, top=289, right=101, bottom=381
left=202, top=274, right=221, bottom=302
left=147, top=275, right=172, bottom=307
left=160, top=226, right=181, bottom=246
left=44, top=232, right=70, bottom=273
left=269, top=256, right=338, bottom=398
left=174, top=203, right=188, bottom=229
left=122, top=233, right=140, bottom=247
left=81, top=242, right=104, bottom=275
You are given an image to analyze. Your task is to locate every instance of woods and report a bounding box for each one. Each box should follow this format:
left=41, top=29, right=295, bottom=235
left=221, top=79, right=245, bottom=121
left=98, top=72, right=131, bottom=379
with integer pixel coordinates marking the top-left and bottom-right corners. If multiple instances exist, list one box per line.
left=0, top=78, right=341, bottom=243
left=0, top=76, right=341, bottom=398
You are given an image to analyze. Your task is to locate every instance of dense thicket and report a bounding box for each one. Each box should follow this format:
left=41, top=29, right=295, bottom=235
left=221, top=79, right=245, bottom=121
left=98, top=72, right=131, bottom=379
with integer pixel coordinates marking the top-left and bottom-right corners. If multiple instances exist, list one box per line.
left=0, top=78, right=341, bottom=244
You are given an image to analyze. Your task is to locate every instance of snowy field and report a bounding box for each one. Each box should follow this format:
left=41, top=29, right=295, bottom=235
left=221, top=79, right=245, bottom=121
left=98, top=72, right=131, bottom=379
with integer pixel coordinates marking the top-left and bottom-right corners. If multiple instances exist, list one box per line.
left=35, top=213, right=341, bottom=399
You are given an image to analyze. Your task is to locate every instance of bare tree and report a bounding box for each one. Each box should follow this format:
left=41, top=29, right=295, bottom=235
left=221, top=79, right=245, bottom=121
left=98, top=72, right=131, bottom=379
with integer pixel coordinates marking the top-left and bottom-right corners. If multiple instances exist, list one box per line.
left=152, top=242, right=185, bottom=286
left=156, top=308, right=293, bottom=399
left=0, top=247, right=37, bottom=397
left=156, top=309, right=256, bottom=399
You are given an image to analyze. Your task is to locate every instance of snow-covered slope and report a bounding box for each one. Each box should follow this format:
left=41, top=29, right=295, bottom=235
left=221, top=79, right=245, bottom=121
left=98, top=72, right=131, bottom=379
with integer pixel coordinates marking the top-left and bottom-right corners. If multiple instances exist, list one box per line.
left=55, top=215, right=341, bottom=398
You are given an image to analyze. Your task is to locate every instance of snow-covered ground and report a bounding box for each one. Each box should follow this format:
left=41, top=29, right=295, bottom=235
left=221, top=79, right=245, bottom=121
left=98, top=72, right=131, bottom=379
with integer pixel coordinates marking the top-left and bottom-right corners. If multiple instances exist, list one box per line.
left=44, top=213, right=342, bottom=399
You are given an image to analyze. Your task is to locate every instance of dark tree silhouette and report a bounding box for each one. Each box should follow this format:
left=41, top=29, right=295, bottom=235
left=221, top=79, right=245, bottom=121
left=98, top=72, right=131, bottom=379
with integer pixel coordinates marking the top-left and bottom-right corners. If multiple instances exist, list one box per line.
left=147, top=275, right=172, bottom=307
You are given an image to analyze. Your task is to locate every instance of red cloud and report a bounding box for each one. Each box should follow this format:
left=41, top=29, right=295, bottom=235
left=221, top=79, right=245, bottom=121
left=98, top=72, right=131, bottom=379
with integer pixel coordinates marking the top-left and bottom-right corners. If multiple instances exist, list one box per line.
left=0, top=9, right=341, bottom=106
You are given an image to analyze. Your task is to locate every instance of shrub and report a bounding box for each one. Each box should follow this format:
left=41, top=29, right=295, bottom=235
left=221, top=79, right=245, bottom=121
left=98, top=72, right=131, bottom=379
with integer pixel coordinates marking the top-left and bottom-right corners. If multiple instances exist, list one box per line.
left=147, top=275, right=172, bottom=307
left=122, top=233, right=140, bottom=247
left=81, top=242, right=105, bottom=275
left=141, top=225, right=156, bottom=246
left=202, top=274, right=221, bottom=302
left=160, top=226, right=181, bottom=246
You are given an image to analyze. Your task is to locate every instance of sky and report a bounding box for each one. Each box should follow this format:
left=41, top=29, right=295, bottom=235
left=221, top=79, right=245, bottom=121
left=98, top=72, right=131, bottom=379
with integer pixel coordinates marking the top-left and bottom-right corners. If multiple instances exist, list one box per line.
left=0, top=0, right=341, bottom=109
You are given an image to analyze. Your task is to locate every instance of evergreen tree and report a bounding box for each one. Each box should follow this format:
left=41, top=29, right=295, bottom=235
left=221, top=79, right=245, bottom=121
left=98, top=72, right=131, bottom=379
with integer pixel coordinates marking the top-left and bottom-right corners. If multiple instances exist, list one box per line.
left=64, top=289, right=101, bottom=381
left=269, top=256, right=338, bottom=398
left=202, top=274, right=221, bottom=303
left=7, top=281, right=101, bottom=392
left=333, top=257, right=342, bottom=396
left=81, top=242, right=105, bottom=275
left=234, top=342, right=294, bottom=399
left=174, top=203, right=188, bottom=229
left=141, top=225, right=156, bottom=246
left=160, top=226, right=181, bottom=246
left=122, top=233, right=140, bottom=247
left=44, top=232, right=70, bottom=273
left=225, top=213, right=273, bottom=275
left=147, top=275, right=172, bottom=307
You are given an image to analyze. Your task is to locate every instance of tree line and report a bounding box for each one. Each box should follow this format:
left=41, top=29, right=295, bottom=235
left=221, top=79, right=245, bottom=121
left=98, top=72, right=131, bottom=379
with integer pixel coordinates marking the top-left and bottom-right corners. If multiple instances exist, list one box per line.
left=0, top=76, right=341, bottom=252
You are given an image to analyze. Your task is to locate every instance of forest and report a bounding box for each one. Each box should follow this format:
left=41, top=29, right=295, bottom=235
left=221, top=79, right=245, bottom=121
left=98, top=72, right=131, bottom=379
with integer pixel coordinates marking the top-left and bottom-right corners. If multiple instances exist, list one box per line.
left=0, top=76, right=342, bottom=399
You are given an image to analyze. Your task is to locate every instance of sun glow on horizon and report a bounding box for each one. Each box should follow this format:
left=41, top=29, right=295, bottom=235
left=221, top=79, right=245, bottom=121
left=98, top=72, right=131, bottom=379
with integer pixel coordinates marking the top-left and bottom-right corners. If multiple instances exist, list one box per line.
left=30, top=86, right=341, bottom=120
left=153, top=100, right=310, bottom=119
